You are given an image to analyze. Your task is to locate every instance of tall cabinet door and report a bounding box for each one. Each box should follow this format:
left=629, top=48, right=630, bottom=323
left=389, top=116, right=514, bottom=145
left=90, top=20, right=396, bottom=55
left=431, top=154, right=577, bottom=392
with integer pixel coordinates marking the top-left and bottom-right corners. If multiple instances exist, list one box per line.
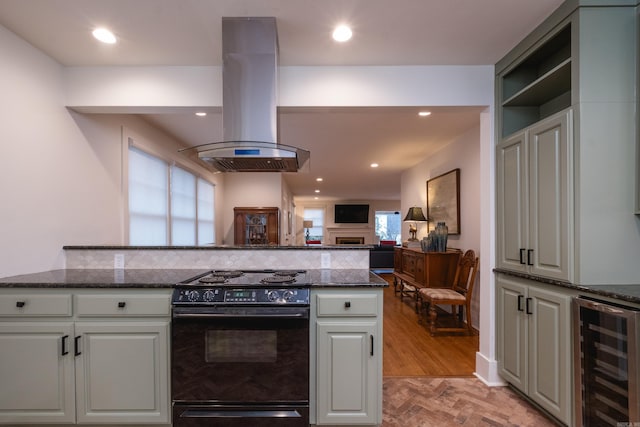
left=316, top=321, right=377, bottom=425
left=496, top=132, right=528, bottom=273
left=527, top=110, right=573, bottom=281
left=0, top=322, right=75, bottom=423
left=74, top=321, right=170, bottom=424
left=527, top=286, right=572, bottom=425
left=496, top=276, right=527, bottom=392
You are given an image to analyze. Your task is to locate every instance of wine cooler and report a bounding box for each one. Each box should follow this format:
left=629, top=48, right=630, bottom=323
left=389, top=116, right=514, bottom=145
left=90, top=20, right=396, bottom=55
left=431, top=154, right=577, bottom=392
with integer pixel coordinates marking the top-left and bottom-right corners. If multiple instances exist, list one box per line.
left=574, top=297, right=640, bottom=426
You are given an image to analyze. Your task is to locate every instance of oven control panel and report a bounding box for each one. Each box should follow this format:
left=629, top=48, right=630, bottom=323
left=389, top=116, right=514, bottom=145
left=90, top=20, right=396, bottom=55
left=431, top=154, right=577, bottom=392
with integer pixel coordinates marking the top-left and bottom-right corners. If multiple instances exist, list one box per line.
left=172, top=288, right=310, bottom=305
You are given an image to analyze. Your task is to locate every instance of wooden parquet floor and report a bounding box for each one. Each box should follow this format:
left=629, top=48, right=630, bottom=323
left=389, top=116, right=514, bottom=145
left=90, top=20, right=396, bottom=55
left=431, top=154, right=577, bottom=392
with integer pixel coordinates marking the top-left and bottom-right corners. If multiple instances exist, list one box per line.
left=378, top=273, right=558, bottom=426
left=382, top=377, right=557, bottom=427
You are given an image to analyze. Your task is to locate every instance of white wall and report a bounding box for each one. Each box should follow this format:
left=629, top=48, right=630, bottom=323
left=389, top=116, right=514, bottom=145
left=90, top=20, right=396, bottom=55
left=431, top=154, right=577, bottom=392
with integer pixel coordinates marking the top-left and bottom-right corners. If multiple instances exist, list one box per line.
left=0, top=24, right=116, bottom=276
left=222, top=173, right=283, bottom=244
left=0, top=25, right=224, bottom=276
left=65, top=65, right=494, bottom=110
left=401, top=126, right=481, bottom=250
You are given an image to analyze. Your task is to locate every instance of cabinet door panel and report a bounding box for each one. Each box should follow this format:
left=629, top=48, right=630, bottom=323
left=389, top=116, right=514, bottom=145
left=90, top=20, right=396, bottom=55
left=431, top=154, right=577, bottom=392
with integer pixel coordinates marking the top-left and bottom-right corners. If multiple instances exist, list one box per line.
left=496, top=277, right=527, bottom=392
left=527, top=287, right=571, bottom=425
left=316, top=321, right=377, bottom=425
left=74, top=321, right=169, bottom=424
left=496, top=132, right=528, bottom=272
left=528, top=110, right=572, bottom=281
left=0, top=322, right=75, bottom=423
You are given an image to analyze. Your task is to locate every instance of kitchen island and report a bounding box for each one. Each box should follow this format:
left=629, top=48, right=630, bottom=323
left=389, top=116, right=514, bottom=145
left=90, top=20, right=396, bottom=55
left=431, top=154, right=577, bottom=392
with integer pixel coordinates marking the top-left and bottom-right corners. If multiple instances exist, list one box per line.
left=0, top=268, right=387, bottom=289
left=0, top=245, right=386, bottom=427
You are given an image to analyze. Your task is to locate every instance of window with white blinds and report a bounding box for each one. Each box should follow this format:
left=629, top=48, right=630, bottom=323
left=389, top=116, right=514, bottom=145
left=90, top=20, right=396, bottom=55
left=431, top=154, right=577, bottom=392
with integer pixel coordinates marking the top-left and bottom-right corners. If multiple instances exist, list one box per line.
left=197, top=178, right=215, bottom=245
left=170, top=166, right=196, bottom=245
left=129, top=147, right=168, bottom=245
left=128, top=146, right=215, bottom=245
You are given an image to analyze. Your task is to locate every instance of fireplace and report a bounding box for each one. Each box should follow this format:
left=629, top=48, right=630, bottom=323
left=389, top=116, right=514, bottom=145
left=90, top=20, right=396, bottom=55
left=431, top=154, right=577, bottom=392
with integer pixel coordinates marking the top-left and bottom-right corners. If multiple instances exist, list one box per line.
left=336, top=237, right=365, bottom=245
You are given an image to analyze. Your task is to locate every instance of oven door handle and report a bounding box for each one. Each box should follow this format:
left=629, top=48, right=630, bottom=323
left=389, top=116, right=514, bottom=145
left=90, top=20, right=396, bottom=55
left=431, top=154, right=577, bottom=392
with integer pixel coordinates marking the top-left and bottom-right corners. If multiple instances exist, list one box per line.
left=172, top=307, right=309, bottom=319
left=180, top=409, right=302, bottom=418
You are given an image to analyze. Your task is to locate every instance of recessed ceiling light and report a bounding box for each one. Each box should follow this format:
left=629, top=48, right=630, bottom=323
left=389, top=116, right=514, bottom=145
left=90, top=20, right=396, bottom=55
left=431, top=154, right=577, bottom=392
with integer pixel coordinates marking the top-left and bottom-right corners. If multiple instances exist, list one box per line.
left=418, top=111, right=432, bottom=117
left=316, top=177, right=323, bottom=182
left=195, top=112, right=207, bottom=117
left=92, top=27, right=117, bottom=44
left=332, top=25, right=352, bottom=42
left=371, top=163, right=379, bottom=168
left=315, top=189, right=320, bottom=193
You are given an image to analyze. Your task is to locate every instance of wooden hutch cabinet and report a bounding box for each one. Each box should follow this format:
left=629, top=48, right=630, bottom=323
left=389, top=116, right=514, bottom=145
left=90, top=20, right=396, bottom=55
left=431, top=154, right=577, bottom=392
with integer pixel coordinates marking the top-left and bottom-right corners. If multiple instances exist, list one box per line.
left=233, top=207, right=280, bottom=245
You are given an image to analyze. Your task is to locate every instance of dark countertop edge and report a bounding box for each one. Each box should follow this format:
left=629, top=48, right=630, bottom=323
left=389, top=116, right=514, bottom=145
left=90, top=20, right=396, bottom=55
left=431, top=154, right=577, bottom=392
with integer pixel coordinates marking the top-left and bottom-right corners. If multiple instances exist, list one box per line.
left=0, top=283, right=388, bottom=289
left=63, top=245, right=373, bottom=250
left=494, top=268, right=640, bottom=305
left=1, top=283, right=176, bottom=289
left=0, top=269, right=388, bottom=288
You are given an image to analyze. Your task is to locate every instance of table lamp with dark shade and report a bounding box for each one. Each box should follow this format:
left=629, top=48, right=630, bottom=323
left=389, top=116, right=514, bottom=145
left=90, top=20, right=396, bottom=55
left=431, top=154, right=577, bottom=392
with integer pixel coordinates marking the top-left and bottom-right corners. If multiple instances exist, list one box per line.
left=403, top=207, right=427, bottom=241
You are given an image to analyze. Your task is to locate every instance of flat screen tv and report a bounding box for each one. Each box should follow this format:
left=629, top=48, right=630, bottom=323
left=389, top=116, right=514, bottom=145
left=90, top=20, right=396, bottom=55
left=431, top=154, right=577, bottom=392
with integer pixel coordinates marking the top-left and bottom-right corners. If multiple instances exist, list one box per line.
left=334, top=204, right=369, bottom=223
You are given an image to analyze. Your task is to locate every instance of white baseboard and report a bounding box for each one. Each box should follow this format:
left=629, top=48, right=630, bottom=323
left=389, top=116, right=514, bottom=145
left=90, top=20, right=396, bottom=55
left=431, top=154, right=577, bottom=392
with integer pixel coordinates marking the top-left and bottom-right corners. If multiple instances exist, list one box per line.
left=474, top=351, right=507, bottom=386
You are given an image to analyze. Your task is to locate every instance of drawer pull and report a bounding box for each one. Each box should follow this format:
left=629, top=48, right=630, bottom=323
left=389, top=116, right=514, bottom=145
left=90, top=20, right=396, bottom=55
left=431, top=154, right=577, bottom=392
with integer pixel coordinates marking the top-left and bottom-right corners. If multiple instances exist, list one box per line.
left=118, top=301, right=126, bottom=308
left=344, top=301, right=351, bottom=308
left=16, top=301, right=26, bottom=308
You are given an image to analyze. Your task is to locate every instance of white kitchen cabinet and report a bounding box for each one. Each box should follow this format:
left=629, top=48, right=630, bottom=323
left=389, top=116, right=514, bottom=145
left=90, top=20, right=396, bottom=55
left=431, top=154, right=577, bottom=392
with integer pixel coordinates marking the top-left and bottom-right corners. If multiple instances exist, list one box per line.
left=74, top=321, right=169, bottom=424
left=0, top=288, right=171, bottom=425
left=496, top=274, right=574, bottom=426
left=496, top=2, right=639, bottom=284
left=0, top=322, right=76, bottom=423
left=496, top=108, right=573, bottom=282
left=312, top=290, right=383, bottom=426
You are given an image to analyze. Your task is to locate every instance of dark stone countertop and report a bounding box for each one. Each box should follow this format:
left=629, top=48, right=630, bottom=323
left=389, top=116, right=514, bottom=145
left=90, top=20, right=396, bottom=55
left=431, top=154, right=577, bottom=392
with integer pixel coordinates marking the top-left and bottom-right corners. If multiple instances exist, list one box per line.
left=494, top=268, right=640, bottom=305
left=63, top=245, right=372, bottom=250
left=0, top=269, right=388, bottom=289
left=0, top=269, right=210, bottom=288
left=308, top=269, right=388, bottom=287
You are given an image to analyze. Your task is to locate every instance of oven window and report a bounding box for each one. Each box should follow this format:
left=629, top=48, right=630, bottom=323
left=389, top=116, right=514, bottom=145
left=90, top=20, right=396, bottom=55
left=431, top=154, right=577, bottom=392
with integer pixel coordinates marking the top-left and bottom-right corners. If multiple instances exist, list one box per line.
left=205, top=330, right=277, bottom=363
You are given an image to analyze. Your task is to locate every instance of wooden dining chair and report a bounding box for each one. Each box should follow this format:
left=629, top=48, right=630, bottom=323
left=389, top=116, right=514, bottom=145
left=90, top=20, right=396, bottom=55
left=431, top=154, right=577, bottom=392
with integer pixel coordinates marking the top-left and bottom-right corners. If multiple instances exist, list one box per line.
left=417, top=249, right=479, bottom=336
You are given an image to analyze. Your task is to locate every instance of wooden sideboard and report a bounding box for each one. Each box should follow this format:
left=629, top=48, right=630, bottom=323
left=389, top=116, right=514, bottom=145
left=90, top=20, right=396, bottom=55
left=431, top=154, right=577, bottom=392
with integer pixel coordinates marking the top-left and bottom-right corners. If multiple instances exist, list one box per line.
left=392, top=247, right=461, bottom=305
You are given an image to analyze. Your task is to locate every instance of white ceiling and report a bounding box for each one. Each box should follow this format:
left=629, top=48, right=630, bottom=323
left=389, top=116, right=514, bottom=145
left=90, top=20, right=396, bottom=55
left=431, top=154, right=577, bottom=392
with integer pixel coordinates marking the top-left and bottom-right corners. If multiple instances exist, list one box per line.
left=0, top=0, right=564, bottom=200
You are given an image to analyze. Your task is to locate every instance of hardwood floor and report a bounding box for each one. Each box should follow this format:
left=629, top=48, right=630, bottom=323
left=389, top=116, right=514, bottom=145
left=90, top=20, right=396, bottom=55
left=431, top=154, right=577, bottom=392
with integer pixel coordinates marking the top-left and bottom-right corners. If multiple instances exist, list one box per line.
left=380, top=273, right=479, bottom=377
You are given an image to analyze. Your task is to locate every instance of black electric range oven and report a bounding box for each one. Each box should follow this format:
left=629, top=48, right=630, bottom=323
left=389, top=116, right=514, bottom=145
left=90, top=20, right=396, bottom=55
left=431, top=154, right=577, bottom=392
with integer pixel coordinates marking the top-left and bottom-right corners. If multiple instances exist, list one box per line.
left=171, top=270, right=311, bottom=427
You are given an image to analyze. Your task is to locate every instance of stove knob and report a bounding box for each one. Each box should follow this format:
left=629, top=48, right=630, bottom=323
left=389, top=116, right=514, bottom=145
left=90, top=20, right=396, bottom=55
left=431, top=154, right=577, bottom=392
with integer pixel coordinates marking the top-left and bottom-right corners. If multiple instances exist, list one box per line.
left=187, top=290, right=200, bottom=302
left=282, top=290, right=294, bottom=301
left=267, top=290, right=279, bottom=301
left=202, top=290, right=216, bottom=302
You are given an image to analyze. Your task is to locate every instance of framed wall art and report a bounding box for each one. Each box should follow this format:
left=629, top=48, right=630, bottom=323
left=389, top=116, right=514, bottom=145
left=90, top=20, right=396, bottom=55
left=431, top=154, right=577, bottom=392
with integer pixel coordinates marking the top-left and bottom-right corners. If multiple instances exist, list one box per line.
left=426, top=168, right=460, bottom=235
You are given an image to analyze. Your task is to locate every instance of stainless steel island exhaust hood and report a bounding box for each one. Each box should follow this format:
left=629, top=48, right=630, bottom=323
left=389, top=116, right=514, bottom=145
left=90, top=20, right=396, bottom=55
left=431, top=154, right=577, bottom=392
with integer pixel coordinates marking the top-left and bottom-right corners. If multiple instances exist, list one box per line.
left=188, top=17, right=310, bottom=172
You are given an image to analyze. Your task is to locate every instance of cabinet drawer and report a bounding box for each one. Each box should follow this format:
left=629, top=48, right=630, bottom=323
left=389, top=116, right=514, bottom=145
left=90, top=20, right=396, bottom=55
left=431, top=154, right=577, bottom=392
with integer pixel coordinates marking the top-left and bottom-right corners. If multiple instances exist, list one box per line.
left=0, top=294, right=72, bottom=317
left=316, top=294, right=378, bottom=317
left=76, top=294, right=170, bottom=317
